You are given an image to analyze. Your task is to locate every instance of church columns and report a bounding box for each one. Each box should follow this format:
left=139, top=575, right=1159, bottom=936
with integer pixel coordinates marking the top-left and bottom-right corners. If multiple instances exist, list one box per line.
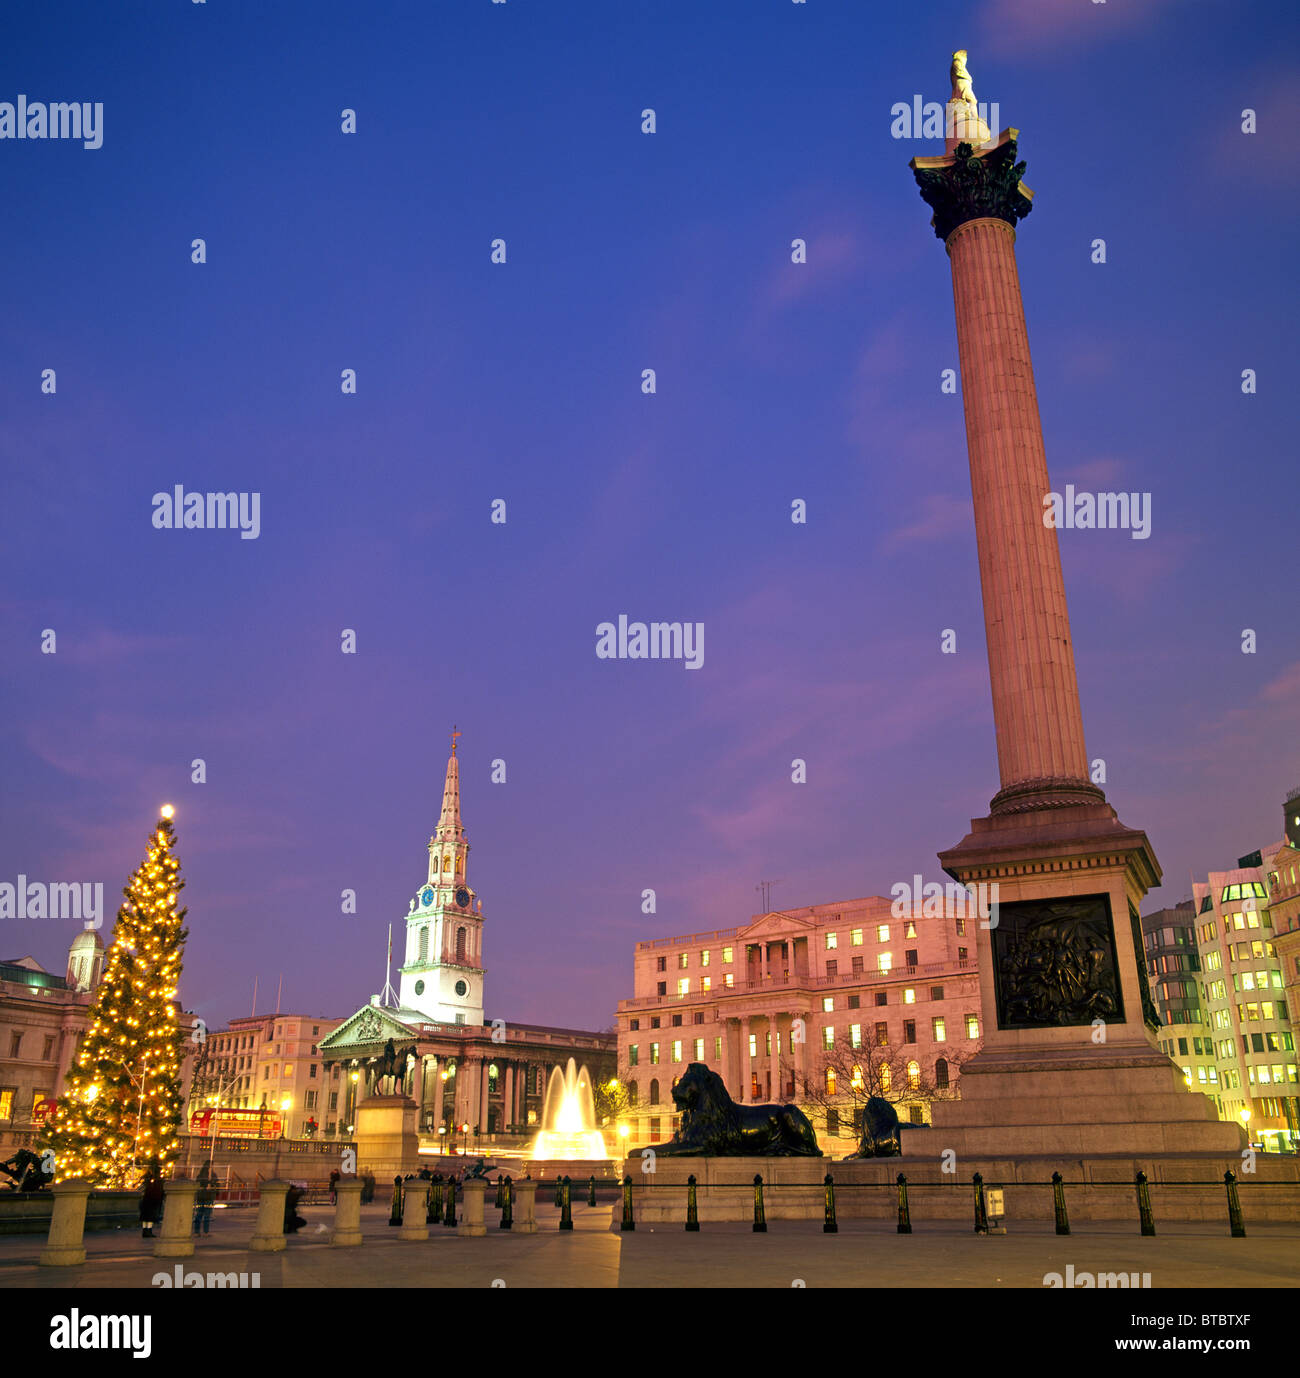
left=431, top=1060, right=445, bottom=1130
left=738, top=1018, right=751, bottom=1102
left=504, top=1063, right=515, bottom=1131
left=410, top=1054, right=424, bottom=1110
left=768, top=1011, right=781, bottom=1103
left=479, top=1059, right=491, bottom=1133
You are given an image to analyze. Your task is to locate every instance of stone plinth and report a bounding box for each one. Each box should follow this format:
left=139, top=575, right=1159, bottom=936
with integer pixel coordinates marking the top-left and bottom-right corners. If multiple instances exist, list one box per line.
left=39, top=1180, right=92, bottom=1267
left=153, top=1179, right=199, bottom=1258
left=513, top=1180, right=538, bottom=1234
left=249, top=1179, right=289, bottom=1253
left=624, top=1156, right=1300, bottom=1225
left=331, top=1177, right=363, bottom=1247
left=458, top=1180, right=487, bottom=1237
left=355, top=1096, right=420, bottom=1180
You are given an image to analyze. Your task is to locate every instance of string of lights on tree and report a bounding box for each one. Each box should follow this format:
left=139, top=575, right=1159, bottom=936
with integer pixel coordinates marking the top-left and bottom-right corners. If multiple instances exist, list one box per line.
left=43, top=806, right=189, bottom=1187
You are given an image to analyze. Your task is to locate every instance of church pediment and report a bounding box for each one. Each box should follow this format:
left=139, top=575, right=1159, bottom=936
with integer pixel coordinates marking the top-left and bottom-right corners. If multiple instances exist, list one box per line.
left=735, top=911, right=820, bottom=940
left=318, top=1004, right=420, bottom=1057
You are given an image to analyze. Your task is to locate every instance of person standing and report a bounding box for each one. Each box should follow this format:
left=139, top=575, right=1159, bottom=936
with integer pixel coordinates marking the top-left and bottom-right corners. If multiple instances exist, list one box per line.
left=193, top=1160, right=216, bottom=1236
left=139, top=1159, right=164, bottom=1239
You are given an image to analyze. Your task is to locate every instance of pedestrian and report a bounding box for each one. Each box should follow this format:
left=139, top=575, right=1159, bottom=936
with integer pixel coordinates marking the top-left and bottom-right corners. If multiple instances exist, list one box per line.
left=328, top=1168, right=340, bottom=1205
left=284, top=1183, right=307, bottom=1234
left=193, top=1160, right=216, bottom=1236
left=139, top=1158, right=164, bottom=1239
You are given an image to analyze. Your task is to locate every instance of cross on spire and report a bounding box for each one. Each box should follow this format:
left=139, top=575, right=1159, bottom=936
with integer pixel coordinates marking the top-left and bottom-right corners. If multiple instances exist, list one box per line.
left=451, top=724, right=461, bottom=755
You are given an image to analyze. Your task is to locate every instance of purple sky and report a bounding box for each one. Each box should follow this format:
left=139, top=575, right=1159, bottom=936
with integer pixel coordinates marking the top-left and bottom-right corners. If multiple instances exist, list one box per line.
left=2, top=0, right=1296, bottom=1033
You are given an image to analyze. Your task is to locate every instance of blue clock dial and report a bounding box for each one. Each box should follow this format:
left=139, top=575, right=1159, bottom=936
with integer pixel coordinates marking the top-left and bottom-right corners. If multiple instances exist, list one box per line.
left=455, top=888, right=470, bottom=909
left=421, top=887, right=435, bottom=907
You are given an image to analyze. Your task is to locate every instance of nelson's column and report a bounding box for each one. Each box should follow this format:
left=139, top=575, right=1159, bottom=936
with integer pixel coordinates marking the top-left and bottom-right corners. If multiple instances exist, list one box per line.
left=911, top=54, right=1242, bottom=1158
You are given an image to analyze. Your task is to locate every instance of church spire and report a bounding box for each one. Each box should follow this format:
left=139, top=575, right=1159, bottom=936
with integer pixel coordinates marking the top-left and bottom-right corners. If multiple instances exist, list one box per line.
left=428, top=728, right=468, bottom=884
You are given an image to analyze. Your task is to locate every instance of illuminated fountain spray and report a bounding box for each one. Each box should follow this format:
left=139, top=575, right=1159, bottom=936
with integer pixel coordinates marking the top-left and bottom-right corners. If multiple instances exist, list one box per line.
left=530, top=1058, right=610, bottom=1160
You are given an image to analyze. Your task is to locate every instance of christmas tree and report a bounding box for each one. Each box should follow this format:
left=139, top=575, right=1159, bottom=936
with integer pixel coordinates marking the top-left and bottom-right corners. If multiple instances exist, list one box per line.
left=44, top=806, right=189, bottom=1186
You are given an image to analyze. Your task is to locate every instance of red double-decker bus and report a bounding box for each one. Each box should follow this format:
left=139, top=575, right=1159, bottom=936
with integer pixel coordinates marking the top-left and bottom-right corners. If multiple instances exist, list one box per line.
left=189, top=1107, right=283, bottom=1139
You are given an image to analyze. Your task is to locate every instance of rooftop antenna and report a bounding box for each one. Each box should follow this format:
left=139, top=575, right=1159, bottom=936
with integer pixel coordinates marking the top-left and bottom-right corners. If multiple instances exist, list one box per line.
left=251, top=974, right=258, bottom=1017
left=756, top=878, right=784, bottom=912
left=275, top=973, right=282, bottom=1015
left=380, top=923, right=400, bottom=1008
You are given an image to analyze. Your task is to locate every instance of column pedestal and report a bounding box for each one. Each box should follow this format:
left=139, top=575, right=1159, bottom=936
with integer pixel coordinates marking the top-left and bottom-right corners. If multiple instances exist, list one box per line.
left=458, top=1180, right=487, bottom=1237
left=154, top=1180, right=199, bottom=1258
left=331, top=1178, right=363, bottom=1246
left=39, top=1180, right=91, bottom=1267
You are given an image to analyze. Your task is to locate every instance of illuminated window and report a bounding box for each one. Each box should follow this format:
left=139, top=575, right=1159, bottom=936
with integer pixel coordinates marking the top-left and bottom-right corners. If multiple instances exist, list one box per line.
left=823, top=1026, right=835, bottom=1049
left=678, top=953, right=688, bottom=969
left=877, top=925, right=890, bottom=943
left=677, top=978, right=690, bottom=996
left=850, top=1024, right=862, bottom=1048
left=701, top=950, right=710, bottom=967
left=702, top=976, right=711, bottom=993
left=932, top=1017, right=946, bottom=1041
left=724, top=973, right=734, bottom=988
left=672, top=1040, right=682, bottom=1063
left=904, top=921, right=918, bottom=939
left=826, top=933, right=838, bottom=950
left=826, top=1068, right=837, bottom=1095
left=693, top=1038, right=704, bottom=1060
left=0, top=1089, right=13, bottom=1122
left=748, top=1034, right=757, bottom=1058
left=823, top=997, right=834, bottom=1013
left=907, top=1060, right=921, bottom=1088
left=629, top=1045, right=639, bottom=1066
left=649, top=1043, right=659, bottom=1065
left=878, top=953, right=892, bottom=973
left=903, top=989, right=916, bottom=1005
left=851, top=929, right=863, bottom=946
left=875, top=1022, right=889, bottom=1046
left=722, top=947, right=733, bottom=963
left=880, top=1064, right=891, bottom=1093
left=965, top=1014, right=979, bottom=1038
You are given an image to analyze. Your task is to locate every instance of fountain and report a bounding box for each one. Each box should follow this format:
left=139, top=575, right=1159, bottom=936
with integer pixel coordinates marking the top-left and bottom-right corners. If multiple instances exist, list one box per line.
left=530, top=1058, right=610, bottom=1161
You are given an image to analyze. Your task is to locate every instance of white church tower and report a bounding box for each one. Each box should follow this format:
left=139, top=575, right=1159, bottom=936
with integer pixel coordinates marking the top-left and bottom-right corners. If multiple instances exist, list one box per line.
left=398, top=729, right=486, bottom=1025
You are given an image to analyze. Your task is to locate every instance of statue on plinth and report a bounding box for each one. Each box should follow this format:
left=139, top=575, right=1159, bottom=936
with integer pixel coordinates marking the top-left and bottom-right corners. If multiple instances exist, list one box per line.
left=639, top=1063, right=821, bottom=1157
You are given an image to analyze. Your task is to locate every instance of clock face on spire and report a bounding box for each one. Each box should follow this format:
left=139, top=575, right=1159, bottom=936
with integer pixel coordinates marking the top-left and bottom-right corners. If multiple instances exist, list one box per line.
left=421, top=887, right=435, bottom=908
left=455, top=887, right=470, bottom=909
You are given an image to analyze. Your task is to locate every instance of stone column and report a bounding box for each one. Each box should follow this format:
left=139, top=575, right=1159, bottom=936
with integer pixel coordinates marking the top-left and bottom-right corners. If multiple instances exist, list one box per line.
left=154, top=1179, right=199, bottom=1258
left=459, top=1179, right=487, bottom=1237
left=513, top=1179, right=538, bottom=1234
left=465, top=1059, right=479, bottom=1133
left=410, top=1056, right=425, bottom=1115
left=504, top=1063, right=515, bottom=1132
left=331, top=1177, right=363, bottom=1247
left=769, top=1012, right=780, bottom=1102
left=249, top=1180, right=289, bottom=1253
left=432, top=1063, right=445, bottom=1132
left=737, top=1018, right=750, bottom=1102
left=398, top=1179, right=428, bottom=1241
left=911, top=134, right=1103, bottom=817
left=39, top=1179, right=91, bottom=1267
left=479, top=1060, right=491, bottom=1133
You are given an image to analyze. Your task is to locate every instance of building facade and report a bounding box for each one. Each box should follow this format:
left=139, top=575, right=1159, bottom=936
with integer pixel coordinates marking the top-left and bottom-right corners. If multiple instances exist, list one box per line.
left=1141, top=902, right=1223, bottom=1114
left=616, top=893, right=982, bottom=1155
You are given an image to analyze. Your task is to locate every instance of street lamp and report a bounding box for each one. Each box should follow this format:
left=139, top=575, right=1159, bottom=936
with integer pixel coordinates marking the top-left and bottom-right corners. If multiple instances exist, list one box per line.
left=280, top=1095, right=292, bottom=1139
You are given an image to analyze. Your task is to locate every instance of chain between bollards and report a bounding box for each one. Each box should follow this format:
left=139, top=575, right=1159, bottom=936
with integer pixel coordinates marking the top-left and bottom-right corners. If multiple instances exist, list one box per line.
left=823, top=1174, right=838, bottom=1234
left=620, top=1175, right=635, bottom=1232
left=1224, top=1169, right=1245, bottom=1238
left=1052, top=1171, right=1070, bottom=1236
left=752, top=1174, right=767, bottom=1233
left=559, top=1175, right=573, bottom=1230
left=896, top=1173, right=912, bottom=1234
left=1135, top=1170, right=1156, bottom=1236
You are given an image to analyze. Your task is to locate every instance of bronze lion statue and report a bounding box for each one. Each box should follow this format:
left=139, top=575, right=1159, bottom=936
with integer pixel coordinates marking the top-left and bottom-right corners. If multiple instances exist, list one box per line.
left=846, top=1096, right=929, bottom=1158
left=639, top=1063, right=821, bottom=1157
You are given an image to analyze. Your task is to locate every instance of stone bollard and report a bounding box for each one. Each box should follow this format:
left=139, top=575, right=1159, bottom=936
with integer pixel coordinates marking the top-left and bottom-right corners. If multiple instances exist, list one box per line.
left=331, top=1178, right=363, bottom=1247
left=39, top=1179, right=93, bottom=1267
left=685, top=1175, right=699, bottom=1232
left=459, top=1179, right=487, bottom=1237
left=620, top=1175, right=635, bottom=1232
left=249, top=1179, right=290, bottom=1253
left=513, top=1179, right=538, bottom=1235
left=559, top=1176, right=573, bottom=1230
left=154, top=1179, right=200, bottom=1259
left=399, top=1184, right=429, bottom=1241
